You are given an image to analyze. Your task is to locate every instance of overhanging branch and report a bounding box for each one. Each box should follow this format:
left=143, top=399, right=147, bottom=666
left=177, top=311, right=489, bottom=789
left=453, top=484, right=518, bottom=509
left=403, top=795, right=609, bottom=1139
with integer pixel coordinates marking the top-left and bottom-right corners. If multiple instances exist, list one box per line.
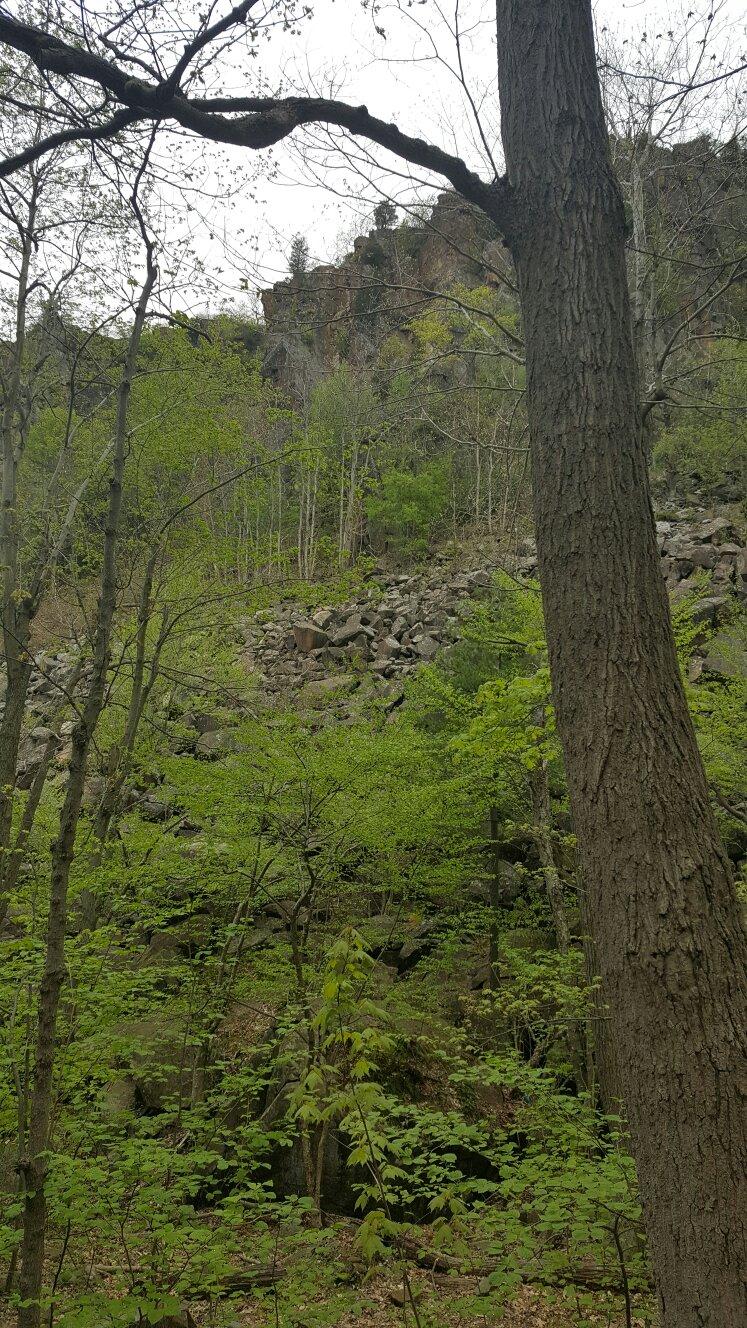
left=0, top=9, right=515, bottom=237
left=0, top=106, right=140, bottom=176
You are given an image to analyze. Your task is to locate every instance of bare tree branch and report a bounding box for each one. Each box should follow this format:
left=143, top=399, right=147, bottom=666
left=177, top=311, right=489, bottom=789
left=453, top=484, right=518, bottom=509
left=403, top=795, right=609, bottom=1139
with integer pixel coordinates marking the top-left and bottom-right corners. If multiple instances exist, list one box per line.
left=0, top=9, right=514, bottom=233
left=0, top=105, right=139, bottom=179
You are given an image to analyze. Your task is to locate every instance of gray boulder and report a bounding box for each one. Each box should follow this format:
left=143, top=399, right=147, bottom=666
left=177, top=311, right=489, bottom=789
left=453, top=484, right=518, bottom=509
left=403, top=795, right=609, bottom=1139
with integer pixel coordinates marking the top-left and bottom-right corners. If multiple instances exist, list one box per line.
left=468, top=569, right=492, bottom=588
left=332, top=616, right=374, bottom=647
left=692, top=518, right=738, bottom=544
left=195, top=728, right=239, bottom=758
left=414, top=634, right=439, bottom=661
left=686, top=544, right=718, bottom=570
left=118, top=1015, right=198, bottom=1113
left=377, top=635, right=402, bottom=658
left=690, top=596, right=730, bottom=627
left=293, top=619, right=329, bottom=653
left=101, top=1078, right=138, bottom=1119
left=700, top=630, right=747, bottom=680
left=29, top=725, right=54, bottom=743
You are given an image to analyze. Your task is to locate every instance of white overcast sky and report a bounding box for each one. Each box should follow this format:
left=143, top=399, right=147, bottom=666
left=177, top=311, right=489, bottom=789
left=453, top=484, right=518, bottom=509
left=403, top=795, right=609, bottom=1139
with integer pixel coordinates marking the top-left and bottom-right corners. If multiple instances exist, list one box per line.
left=141, top=0, right=745, bottom=318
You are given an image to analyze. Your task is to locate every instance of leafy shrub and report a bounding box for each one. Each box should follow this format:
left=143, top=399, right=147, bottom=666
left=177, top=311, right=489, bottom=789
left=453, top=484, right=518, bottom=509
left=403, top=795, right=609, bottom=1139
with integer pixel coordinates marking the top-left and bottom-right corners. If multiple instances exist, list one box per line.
left=366, top=461, right=450, bottom=556
left=652, top=352, right=747, bottom=494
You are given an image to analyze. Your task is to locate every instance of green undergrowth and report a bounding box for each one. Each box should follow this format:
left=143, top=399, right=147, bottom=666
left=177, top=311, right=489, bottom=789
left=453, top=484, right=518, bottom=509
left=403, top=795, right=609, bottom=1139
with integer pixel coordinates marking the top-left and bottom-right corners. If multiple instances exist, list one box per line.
left=2, top=574, right=743, bottom=1328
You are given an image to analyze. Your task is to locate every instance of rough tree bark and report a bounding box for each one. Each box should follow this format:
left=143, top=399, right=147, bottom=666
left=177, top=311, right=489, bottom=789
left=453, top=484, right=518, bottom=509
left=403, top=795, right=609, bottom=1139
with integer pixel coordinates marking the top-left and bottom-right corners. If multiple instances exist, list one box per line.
left=496, top=4, right=747, bottom=1325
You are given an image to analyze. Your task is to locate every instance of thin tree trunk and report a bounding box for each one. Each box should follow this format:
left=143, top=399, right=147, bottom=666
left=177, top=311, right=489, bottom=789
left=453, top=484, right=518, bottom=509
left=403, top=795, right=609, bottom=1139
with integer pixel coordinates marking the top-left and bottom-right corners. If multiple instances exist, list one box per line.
left=307, top=454, right=319, bottom=579
left=528, top=747, right=570, bottom=955
left=340, top=440, right=358, bottom=564
left=0, top=655, right=32, bottom=910
left=91, top=549, right=159, bottom=863
left=16, top=241, right=157, bottom=1328
left=337, top=450, right=345, bottom=566
left=4, top=662, right=83, bottom=898
left=487, top=804, right=515, bottom=984
left=276, top=467, right=282, bottom=571
left=0, top=180, right=38, bottom=908
left=528, top=728, right=587, bottom=1087
left=297, top=458, right=306, bottom=579
left=0, top=203, right=116, bottom=916
left=497, top=5, right=747, bottom=1325
left=630, top=148, right=656, bottom=400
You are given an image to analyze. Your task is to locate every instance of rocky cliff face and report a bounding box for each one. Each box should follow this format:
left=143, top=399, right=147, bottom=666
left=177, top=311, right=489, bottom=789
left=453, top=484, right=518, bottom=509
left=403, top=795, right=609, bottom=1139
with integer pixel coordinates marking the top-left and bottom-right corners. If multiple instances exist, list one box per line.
left=260, top=192, right=505, bottom=396
left=259, top=139, right=746, bottom=403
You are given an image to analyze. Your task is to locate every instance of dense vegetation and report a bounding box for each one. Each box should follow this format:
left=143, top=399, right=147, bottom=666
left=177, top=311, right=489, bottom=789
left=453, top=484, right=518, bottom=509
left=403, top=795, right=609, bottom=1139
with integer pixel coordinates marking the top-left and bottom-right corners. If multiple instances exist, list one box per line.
left=0, top=9, right=745, bottom=1328
left=1, top=545, right=744, bottom=1326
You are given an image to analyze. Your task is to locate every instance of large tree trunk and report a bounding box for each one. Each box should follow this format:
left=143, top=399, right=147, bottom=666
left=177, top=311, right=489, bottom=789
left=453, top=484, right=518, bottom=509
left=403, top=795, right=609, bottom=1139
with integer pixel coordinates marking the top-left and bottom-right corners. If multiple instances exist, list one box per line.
left=496, top=4, right=747, bottom=1325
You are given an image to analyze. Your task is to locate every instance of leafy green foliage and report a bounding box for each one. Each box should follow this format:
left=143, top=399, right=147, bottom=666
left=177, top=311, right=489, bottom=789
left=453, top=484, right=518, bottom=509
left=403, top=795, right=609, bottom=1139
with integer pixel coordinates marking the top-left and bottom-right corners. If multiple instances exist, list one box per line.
left=652, top=350, right=747, bottom=495
left=672, top=589, right=747, bottom=873
left=4, top=227, right=743, bottom=1328
left=366, top=461, right=450, bottom=557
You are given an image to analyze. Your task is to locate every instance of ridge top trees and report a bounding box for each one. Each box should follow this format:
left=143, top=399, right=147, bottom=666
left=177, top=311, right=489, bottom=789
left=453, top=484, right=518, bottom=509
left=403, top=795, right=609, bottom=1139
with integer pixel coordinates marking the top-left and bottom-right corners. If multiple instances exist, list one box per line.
left=289, top=233, right=310, bottom=281
left=0, top=4, right=745, bottom=1325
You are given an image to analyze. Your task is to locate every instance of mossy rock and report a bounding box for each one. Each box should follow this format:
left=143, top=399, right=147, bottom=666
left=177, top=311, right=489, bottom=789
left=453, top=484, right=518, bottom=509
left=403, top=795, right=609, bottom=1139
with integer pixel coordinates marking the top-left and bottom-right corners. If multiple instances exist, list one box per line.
left=100, top=1077, right=138, bottom=1119
left=115, top=1015, right=198, bottom=1114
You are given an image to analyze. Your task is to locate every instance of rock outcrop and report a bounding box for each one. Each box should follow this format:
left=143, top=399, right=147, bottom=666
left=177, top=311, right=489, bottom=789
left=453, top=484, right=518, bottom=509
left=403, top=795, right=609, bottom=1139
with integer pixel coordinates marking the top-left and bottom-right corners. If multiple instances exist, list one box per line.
left=260, top=192, right=504, bottom=396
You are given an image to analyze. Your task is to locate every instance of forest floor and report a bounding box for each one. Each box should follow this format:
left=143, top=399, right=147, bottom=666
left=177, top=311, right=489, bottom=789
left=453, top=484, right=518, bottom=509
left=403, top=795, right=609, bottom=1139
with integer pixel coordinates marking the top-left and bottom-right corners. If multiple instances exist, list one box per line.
left=226, top=1286, right=636, bottom=1328
left=0, top=1217, right=652, bottom=1328
left=220, top=1265, right=644, bottom=1328
left=217, top=1223, right=648, bottom=1328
